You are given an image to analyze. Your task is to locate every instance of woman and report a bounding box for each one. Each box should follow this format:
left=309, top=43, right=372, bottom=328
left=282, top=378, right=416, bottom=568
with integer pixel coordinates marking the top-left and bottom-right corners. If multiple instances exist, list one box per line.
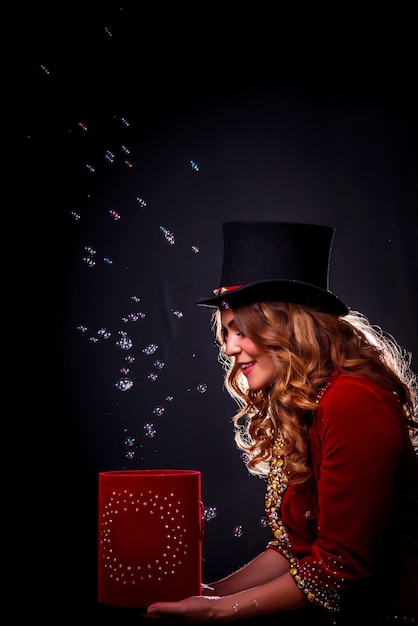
left=146, top=222, right=418, bottom=624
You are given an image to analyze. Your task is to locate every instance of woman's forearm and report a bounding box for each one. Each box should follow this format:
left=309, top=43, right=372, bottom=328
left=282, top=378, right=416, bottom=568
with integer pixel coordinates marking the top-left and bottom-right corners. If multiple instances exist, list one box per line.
left=207, top=548, right=290, bottom=596
left=211, top=572, right=309, bottom=621
left=148, top=550, right=310, bottom=621
left=148, top=568, right=310, bottom=622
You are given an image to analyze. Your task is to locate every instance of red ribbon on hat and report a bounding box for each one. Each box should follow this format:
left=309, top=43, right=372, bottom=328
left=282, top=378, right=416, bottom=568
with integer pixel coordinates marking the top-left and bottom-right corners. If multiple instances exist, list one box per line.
left=212, top=285, right=242, bottom=296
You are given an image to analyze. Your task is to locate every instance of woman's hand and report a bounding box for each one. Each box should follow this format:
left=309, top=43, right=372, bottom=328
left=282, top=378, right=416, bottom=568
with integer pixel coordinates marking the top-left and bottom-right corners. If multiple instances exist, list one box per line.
left=145, top=594, right=224, bottom=622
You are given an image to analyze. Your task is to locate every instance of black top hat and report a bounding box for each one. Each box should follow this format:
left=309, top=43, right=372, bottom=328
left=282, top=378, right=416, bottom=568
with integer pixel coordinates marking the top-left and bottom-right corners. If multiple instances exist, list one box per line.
left=196, top=221, right=348, bottom=315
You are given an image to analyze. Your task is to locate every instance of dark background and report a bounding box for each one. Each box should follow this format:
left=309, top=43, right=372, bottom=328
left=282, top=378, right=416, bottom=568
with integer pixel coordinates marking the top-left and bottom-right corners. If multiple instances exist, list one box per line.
left=16, top=3, right=417, bottom=618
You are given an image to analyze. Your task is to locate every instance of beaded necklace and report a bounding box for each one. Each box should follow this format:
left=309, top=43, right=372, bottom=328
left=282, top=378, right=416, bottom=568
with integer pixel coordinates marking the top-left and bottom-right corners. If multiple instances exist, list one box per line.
left=265, top=379, right=333, bottom=555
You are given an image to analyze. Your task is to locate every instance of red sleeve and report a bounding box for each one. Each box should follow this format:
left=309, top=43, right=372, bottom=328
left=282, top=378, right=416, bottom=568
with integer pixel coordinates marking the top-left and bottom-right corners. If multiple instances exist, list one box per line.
left=312, top=376, right=403, bottom=574
left=275, top=375, right=405, bottom=612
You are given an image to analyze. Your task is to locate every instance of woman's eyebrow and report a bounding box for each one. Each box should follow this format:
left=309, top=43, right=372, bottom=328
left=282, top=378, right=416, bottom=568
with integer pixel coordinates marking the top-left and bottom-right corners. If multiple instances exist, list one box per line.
left=221, top=317, right=238, bottom=334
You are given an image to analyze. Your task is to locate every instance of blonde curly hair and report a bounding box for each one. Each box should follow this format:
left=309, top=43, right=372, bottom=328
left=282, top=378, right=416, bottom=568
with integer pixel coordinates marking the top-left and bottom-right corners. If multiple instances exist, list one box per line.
left=212, top=302, right=418, bottom=484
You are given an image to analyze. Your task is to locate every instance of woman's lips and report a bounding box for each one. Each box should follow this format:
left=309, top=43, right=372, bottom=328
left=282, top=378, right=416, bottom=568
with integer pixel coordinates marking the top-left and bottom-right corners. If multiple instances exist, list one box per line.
left=241, top=362, right=255, bottom=377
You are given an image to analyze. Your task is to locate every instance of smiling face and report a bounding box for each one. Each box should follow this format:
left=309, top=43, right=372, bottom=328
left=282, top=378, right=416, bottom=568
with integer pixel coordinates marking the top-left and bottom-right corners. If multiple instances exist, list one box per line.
left=220, top=307, right=277, bottom=392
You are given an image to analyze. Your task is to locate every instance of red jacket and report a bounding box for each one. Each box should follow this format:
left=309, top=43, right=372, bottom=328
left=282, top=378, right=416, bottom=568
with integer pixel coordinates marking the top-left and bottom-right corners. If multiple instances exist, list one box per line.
left=268, top=373, right=418, bottom=621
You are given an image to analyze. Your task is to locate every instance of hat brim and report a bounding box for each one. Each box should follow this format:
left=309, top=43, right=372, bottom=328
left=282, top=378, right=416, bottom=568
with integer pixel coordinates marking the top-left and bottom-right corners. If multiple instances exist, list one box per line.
left=196, top=279, right=348, bottom=315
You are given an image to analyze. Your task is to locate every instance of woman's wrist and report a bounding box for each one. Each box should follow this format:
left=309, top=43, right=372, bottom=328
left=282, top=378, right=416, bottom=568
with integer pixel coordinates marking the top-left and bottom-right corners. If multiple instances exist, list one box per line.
left=215, top=594, right=261, bottom=621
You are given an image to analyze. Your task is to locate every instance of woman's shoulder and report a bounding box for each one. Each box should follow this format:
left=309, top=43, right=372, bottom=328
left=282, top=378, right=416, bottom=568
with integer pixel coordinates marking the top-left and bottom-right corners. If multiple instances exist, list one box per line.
left=321, top=372, right=403, bottom=421
left=315, top=372, right=412, bottom=457
left=328, top=372, right=391, bottom=396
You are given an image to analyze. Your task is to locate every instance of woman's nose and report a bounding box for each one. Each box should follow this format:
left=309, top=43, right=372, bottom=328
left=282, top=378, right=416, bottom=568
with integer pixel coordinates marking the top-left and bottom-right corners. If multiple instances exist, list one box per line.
left=225, top=337, right=241, bottom=357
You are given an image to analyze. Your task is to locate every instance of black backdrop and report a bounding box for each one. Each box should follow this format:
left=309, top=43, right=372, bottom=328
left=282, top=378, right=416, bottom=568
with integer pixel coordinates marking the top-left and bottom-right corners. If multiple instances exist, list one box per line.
left=17, top=3, right=417, bottom=618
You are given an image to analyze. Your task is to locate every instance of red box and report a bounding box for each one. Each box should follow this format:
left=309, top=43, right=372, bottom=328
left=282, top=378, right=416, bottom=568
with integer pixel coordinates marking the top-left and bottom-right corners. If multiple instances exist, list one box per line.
left=98, top=469, right=204, bottom=608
